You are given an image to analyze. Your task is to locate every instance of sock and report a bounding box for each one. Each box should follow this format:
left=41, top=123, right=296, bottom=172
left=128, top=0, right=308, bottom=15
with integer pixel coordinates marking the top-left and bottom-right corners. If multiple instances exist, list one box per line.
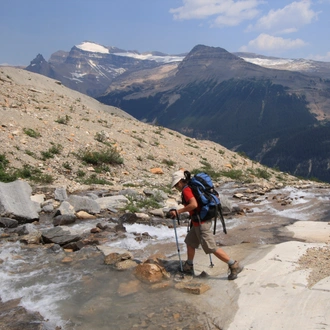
left=187, top=260, right=193, bottom=266
left=227, top=259, right=235, bottom=266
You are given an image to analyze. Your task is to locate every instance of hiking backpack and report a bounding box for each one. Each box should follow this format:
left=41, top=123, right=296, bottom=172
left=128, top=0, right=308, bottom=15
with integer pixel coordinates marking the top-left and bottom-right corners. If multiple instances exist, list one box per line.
left=183, top=171, right=227, bottom=234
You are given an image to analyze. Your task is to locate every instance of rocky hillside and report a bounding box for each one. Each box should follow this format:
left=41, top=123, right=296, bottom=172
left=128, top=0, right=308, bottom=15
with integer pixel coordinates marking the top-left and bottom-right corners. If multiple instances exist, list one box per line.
left=0, top=67, right=309, bottom=193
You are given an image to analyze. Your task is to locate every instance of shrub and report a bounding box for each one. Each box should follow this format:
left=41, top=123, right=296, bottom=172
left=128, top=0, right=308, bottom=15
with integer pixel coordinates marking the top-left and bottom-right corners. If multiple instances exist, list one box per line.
left=23, top=128, right=41, bottom=138
left=162, top=158, right=175, bottom=166
left=55, top=115, right=71, bottom=125
left=41, top=144, right=63, bottom=160
left=78, top=147, right=123, bottom=166
left=81, top=174, right=112, bottom=185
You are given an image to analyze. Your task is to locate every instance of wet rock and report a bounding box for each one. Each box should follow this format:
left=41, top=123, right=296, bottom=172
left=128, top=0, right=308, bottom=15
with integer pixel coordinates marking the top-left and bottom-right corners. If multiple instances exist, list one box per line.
left=20, top=231, right=42, bottom=245
left=41, top=227, right=81, bottom=246
left=0, top=217, right=18, bottom=228
left=5, top=225, right=29, bottom=236
left=148, top=281, right=172, bottom=291
left=119, top=212, right=139, bottom=224
left=174, top=281, right=211, bottom=295
left=91, top=227, right=102, bottom=233
left=48, top=243, right=62, bottom=253
left=63, top=240, right=85, bottom=251
left=53, top=214, right=76, bottom=226
left=0, top=297, right=45, bottom=330
left=134, top=257, right=170, bottom=283
left=76, top=210, right=96, bottom=219
left=117, top=280, right=141, bottom=297
left=104, top=252, right=133, bottom=265
left=115, top=259, right=138, bottom=270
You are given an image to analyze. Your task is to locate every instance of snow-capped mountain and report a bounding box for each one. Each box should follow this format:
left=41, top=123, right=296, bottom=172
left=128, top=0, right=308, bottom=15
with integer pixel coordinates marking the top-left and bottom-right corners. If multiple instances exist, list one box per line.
left=26, top=41, right=330, bottom=99
left=26, top=41, right=185, bottom=97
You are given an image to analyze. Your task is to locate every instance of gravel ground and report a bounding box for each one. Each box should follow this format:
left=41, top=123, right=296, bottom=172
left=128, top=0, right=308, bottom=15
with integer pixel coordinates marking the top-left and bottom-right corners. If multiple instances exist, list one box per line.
left=297, top=244, right=330, bottom=287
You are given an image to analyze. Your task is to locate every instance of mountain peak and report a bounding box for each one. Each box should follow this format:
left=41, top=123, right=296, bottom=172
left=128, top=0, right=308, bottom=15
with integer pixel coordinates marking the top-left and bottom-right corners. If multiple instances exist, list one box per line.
left=188, top=44, right=239, bottom=61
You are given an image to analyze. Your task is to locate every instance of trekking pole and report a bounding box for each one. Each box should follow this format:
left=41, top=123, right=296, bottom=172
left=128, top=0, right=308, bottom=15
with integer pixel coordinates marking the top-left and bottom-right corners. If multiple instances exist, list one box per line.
left=169, top=209, right=184, bottom=276
left=219, top=206, right=227, bottom=234
left=209, top=254, right=214, bottom=267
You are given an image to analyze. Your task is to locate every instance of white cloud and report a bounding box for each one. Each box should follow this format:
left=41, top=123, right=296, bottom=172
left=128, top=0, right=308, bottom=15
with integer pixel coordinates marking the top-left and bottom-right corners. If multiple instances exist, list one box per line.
left=170, top=0, right=263, bottom=27
left=249, top=1, right=319, bottom=34
left=240, top=33, right=307, bottom=52
left=308, top=51, right=330, bottom=61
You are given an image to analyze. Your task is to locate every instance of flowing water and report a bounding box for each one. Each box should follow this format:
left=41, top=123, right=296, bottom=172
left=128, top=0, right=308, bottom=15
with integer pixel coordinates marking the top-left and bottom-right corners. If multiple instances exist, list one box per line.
left=0, top=183, right=329, bottom=329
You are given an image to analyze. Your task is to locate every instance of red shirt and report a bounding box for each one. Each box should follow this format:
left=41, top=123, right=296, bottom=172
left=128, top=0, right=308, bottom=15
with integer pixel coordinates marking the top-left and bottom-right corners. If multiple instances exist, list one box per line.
left=182, top=186, right=202, bottom=227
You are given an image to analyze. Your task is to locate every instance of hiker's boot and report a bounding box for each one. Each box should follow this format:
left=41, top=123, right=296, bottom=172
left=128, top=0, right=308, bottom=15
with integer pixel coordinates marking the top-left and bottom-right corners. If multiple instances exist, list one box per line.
left=181, top=261, right=194, bottom=275
left=228, top=261, right=243, bottom=280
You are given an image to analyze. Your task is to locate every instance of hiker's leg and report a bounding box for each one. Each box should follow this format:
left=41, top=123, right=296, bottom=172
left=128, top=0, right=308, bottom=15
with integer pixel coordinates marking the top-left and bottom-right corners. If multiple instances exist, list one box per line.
left=213, top=247, right=230, bottom=263
left=187, top=244, right=195, bottom=261
left=184, top=226, right=198, bottom=269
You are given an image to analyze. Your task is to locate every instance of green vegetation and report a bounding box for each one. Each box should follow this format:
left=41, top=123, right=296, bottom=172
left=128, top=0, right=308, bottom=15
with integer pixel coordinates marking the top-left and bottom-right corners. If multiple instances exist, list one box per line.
left=41, top=144, right=63, bottom=160
left=247, top=167, right=271, bottom=180
left=77, top=147, right=123, bottom=166
left=23, top=128, right=41, bottom=138
left=81, top=174, right=112, bottom=185
left=55, top=115, right=71, bottom=125
left=0, top=154, right=54, bottom=183
left=62, top=162, right=72, bottom=170
left=123, top=193, right=163, bottom=213
left=161, top=158, right=175, bottom=167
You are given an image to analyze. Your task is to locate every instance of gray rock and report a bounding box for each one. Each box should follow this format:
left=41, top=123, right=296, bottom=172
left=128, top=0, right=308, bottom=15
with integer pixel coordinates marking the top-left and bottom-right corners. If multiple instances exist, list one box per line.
left=41, top=227, right=81, bottom=246
left=96, top=195, right=128, bottom=210
left=218, top=194, right=232, bottom=213
left=54, top=187, right=68, bottom=201
left=0, top=180, right=39, bottom=221
left=86, top=192, right=98, bottom=200
left=118, top=189, right=139, bottom=198
left=53, top=214, right=77, bottom=226
left=41, top=200, right=54, bottom=213
left=0, top=217, right=18, bottom=228
left=5, top=225, right=29, bottom=236
left=58, top=200, right=75, bottom=216
left=67, top=195, right=101, bottom=214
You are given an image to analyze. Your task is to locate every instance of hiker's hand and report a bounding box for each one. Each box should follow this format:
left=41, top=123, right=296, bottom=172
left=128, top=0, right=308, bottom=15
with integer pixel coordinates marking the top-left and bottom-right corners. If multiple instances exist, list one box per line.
left=169, top=210, right=177, bottom=218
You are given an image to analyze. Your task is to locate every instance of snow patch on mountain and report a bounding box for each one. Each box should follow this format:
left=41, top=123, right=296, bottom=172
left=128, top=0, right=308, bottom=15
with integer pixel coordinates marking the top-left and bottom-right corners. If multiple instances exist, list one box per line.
left=114, top=52, right=185, bottom=63
left=240, top=57, right=315, bottom=72
left=76, top=42, right=109, bottom=54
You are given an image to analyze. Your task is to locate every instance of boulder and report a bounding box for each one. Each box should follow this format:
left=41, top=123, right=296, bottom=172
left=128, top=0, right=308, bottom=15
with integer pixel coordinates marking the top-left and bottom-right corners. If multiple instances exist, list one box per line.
left=67, top=195, right=101, bottom=214
left=95, top=195, right=128, bottom=210
left=0, top=180, right=39, bottom=222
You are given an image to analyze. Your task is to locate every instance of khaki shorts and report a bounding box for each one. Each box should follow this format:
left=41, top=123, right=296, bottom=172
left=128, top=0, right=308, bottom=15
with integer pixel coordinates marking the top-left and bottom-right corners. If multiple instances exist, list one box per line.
left=184, top=221, right=217, bottom=254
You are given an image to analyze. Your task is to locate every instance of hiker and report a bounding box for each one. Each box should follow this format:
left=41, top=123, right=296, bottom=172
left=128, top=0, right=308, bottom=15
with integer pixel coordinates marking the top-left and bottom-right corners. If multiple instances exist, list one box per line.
left=169, top=170, right=243, bottom=280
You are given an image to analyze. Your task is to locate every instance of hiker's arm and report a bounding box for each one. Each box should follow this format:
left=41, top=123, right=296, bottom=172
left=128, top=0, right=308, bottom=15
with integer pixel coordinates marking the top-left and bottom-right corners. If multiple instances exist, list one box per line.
left=170, top=197, right=197, bottom=218
left=179, top=197, right=198, bottom=214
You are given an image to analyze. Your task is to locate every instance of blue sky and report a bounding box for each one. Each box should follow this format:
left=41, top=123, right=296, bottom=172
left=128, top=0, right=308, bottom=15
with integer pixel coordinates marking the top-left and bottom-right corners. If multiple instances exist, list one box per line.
left=1, top=0, right=330, bottom=66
